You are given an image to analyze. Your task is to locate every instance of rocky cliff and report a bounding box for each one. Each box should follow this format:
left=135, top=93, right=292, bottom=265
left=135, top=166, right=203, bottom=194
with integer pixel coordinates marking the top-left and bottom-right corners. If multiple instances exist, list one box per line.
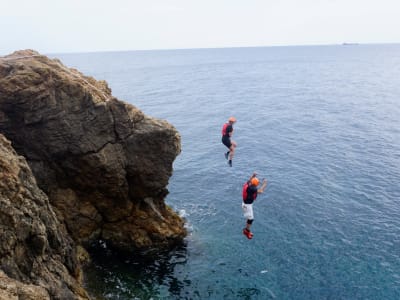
left=0, top=50, right=186, bottom=297
left=0, top=134, right=89, bottom=299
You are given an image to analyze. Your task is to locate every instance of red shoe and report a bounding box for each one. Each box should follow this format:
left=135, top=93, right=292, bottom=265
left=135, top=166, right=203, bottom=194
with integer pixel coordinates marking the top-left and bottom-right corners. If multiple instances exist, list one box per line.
left=243, top=228, right=253, bottom=239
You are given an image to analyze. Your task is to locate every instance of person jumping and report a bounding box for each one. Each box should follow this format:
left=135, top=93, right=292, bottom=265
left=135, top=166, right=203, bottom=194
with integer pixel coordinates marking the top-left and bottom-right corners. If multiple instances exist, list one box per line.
left=242, top=172, right=268, bottom=239
left=221, top=116, right=237, bottom=167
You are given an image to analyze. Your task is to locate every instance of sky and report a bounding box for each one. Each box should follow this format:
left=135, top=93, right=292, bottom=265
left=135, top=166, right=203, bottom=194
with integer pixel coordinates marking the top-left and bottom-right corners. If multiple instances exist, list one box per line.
left=1, top=0, right=400, bottom=55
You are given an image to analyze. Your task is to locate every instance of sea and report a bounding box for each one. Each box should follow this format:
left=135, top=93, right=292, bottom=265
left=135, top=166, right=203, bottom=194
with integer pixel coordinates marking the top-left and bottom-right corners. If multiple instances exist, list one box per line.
left=52, top=44, right=400, bottom=299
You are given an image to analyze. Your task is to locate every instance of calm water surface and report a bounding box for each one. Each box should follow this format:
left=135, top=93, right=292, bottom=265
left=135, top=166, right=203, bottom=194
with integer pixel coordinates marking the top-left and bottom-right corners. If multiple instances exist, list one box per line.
left=54, top=45, right=400, bottom=299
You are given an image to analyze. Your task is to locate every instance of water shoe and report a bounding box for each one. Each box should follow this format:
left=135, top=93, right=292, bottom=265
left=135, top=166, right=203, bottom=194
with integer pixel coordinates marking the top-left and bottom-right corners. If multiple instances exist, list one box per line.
left=243, top=228, right=253, bottom=239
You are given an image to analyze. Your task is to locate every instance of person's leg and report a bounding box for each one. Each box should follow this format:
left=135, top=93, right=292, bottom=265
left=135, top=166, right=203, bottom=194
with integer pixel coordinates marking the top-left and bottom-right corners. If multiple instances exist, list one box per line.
left=225, top=149, right=230, bottom=160
left=246, top=220, right=251, bottom=232
left=243, top=220, right=253, bottom=239
left=243, top=204, right=254, bottom=238
left=222, top=137, right=231, bottom=159
left=229, top=141, right=236, bottom=160
left=246, top=220, right=252, bottom=231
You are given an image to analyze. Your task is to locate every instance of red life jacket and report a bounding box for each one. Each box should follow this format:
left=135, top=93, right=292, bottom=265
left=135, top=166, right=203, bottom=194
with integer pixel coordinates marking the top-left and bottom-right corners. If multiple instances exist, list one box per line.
left=242, top=182, right=257, bottom=202
left=221, top=123, right=229, bottom=136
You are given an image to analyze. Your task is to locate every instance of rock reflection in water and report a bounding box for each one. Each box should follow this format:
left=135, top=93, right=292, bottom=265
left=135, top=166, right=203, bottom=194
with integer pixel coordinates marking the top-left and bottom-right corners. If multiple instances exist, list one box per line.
left=84, top=240, right=189, bottom=299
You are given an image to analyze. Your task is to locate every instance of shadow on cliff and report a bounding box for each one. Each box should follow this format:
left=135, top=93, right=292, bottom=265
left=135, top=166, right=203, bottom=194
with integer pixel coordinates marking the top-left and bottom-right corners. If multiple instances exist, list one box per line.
left=83, top=240, right=189, bottom=299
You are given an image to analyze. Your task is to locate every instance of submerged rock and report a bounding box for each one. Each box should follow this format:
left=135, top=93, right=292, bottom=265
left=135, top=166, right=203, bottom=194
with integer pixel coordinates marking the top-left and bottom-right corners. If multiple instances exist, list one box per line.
left=0, top=50, right=186, bottom=251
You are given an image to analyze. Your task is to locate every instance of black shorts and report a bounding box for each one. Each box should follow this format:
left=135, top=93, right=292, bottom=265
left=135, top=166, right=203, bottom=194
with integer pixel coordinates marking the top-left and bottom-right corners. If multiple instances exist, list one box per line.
left=222, top=136, right=231, bottom=148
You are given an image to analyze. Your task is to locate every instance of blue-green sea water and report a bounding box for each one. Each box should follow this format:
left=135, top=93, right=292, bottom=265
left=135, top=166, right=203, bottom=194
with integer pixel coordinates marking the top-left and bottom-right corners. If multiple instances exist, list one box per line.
left=54, top=44, right=400, bottom=299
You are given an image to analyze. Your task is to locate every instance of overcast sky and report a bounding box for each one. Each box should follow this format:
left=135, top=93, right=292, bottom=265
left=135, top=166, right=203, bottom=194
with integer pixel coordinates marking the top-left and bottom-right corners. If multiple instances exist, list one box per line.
left=1, top=0, right=400, bottom=55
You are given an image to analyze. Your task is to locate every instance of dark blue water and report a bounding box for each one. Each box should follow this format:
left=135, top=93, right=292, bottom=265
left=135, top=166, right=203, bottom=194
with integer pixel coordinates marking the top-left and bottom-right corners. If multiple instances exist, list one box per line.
left=54, top=45, right=400, bottom=299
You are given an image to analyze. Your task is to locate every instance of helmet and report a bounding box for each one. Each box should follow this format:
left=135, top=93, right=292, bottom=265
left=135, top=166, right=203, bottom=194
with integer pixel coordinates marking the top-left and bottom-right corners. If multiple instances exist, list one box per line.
left=228, top=116, right=236, bottom=123
left=251, top=177, right=259, bottom=186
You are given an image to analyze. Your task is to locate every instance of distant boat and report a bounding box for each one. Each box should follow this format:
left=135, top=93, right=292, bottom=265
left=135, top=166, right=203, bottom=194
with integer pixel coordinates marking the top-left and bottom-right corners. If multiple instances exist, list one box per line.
left=342, top=42, right=359, bottom=46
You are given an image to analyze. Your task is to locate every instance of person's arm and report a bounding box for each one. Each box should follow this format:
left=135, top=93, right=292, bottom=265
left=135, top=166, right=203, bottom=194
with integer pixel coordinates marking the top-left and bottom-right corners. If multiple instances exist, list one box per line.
left=228, top=125, right=233, bottom=137
left=257, top=179, right=268, bottom=193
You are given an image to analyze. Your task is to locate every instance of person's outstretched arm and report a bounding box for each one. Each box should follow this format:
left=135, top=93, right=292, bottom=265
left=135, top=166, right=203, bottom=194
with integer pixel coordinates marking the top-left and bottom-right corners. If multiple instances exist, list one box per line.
left=258, top=179, right=268, bottom=193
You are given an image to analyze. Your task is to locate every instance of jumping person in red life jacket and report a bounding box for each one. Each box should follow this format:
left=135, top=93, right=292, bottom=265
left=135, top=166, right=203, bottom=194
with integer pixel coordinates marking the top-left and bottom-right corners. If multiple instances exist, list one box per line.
left=242, top=172, right=268, bottom=239
left=221, top=116, right=237, bottom=167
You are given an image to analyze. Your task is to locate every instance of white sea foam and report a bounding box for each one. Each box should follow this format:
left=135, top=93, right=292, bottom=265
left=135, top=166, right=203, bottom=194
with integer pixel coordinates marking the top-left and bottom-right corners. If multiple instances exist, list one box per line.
left=178, top=209, right=187, bottom=218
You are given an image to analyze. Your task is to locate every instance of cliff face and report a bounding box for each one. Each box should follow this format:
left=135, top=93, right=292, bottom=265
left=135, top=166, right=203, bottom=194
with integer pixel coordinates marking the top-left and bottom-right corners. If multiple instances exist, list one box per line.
left=0, top=134, right=89, bottom=299
left=0, top=50, right=186, bottom=251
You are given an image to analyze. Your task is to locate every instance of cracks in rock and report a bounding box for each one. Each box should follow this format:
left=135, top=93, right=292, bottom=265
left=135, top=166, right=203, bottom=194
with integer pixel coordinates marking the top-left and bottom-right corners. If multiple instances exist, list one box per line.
left=143, top=197, right=166, bottom=221
left=108, top=100, right=145, bottom=142
left=111, top=110, right=119, bottom=143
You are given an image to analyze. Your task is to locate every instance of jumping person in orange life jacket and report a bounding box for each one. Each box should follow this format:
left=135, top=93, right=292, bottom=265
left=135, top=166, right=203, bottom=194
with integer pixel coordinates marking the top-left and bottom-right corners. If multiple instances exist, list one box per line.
left=242, top=172, right=268, bottom=239
left=221, top=116, right=237, bottom=167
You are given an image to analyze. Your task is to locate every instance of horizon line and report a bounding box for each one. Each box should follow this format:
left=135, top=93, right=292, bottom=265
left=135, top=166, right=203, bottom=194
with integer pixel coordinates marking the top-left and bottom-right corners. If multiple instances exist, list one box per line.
left=2, top=41, right=400, bottom=57
left=46, top=41, right=400, bottom=56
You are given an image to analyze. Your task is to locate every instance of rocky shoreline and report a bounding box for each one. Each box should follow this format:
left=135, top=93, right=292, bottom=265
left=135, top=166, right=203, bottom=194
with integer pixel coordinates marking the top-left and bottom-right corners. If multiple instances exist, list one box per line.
left=0, top=50, right=186, bottom=299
